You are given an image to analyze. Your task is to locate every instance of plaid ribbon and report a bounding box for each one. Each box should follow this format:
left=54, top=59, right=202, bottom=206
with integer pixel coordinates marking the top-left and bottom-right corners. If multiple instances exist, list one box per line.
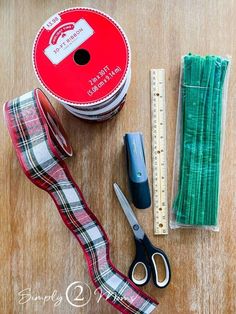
left=4, top=89, right=158, bottom=313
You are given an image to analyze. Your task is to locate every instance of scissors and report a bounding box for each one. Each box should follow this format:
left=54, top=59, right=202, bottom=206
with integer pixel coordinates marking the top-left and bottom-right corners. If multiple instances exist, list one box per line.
left=113, top=183, right=171, bottom=288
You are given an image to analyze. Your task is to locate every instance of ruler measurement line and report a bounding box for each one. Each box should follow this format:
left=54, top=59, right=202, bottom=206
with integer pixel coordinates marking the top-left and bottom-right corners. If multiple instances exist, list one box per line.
left=150, top=69, right=168, bottom=235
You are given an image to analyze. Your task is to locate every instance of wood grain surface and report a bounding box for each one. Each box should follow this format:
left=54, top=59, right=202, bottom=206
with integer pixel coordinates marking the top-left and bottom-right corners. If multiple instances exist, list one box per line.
left=0, top=1, right=235, bottom=313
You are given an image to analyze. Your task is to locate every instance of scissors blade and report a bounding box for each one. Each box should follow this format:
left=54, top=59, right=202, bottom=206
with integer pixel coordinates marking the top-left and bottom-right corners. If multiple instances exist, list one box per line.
left=113, top=183, right=144, bottom=240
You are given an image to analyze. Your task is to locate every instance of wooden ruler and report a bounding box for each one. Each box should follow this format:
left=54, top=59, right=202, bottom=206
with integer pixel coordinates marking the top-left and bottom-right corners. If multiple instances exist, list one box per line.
left=150, top=69, right=168, bottom=235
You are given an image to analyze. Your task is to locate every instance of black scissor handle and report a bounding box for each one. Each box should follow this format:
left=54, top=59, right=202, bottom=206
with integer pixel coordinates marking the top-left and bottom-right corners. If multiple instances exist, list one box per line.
left=128, top=237, right=151, bottom=286
left=142, top=234, right=171, bottom=288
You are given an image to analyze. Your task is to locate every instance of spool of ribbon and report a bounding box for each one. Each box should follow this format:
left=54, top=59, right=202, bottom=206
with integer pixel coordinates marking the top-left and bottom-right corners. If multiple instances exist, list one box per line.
left=4, top=89, right=158, bottom=313
left=32, top=7, right=131, bottom=122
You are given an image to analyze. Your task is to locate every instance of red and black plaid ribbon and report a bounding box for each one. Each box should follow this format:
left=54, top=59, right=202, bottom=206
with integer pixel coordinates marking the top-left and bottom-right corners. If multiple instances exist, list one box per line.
left=4, top=89, right=158, bottom=313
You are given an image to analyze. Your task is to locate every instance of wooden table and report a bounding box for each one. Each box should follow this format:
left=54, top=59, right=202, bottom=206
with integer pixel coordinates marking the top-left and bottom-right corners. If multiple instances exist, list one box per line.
left=0, top=1, right=235, bottom=313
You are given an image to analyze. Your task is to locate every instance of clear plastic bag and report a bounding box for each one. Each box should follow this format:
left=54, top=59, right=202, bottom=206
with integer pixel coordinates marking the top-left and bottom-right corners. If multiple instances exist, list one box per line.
left=170, top=53, right=230, bottom=231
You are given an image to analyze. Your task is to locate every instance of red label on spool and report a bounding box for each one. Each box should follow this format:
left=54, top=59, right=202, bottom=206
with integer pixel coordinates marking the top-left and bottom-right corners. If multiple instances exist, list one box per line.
left=33, top=8, right=130, bottom=106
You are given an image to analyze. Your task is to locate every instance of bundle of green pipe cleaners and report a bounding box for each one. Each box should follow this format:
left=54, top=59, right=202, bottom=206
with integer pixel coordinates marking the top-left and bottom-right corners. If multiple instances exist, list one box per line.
left=173, top=53, right=229, bottom=226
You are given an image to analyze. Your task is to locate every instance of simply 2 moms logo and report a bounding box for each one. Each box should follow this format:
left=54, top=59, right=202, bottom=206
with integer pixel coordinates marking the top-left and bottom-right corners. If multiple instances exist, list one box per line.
left=18, top=281, right=136, bottom=308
